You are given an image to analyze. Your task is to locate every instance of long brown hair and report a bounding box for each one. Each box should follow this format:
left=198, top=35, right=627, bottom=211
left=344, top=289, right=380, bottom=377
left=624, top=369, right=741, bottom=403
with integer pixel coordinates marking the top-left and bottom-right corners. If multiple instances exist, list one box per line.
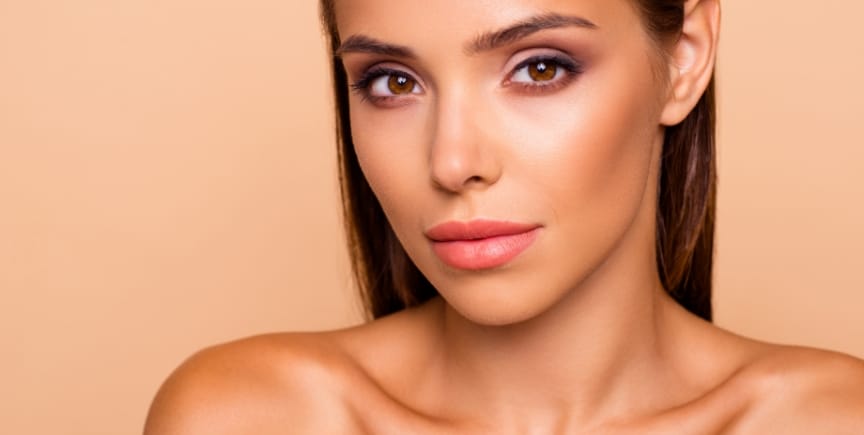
left=319, top=0, right=716, bottom=322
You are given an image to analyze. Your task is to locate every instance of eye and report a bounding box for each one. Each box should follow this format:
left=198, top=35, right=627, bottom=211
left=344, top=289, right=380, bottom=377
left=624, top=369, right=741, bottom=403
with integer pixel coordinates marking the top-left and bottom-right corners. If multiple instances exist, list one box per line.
left=506, top=55, right=582, bottom=92
left=374, top=74, right=419, bottom=96
left=513, top=60, right=560, bottom=82
left=350, top=66, right=423, bottom=104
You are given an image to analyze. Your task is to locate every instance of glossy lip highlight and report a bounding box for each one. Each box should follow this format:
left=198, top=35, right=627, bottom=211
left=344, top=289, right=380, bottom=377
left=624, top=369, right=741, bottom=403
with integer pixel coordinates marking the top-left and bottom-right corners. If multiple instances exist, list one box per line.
left=425, top=220, right=541, bottom=270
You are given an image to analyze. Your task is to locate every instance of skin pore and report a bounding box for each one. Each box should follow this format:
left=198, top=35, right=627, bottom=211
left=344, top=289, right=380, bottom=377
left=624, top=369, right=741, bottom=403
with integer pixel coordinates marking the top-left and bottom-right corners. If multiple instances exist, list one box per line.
left=143, top=0, right=864, bottom=434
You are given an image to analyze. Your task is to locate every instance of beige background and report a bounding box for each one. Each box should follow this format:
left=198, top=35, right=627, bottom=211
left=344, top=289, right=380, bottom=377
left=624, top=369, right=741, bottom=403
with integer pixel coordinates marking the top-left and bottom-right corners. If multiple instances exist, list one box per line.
left=0, top=1, right=861, bottom=434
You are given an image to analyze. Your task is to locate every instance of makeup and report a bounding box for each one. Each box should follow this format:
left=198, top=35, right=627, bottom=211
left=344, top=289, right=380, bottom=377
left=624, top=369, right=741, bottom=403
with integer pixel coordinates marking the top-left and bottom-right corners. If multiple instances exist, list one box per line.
left=425, top=220, right=541, bottom=270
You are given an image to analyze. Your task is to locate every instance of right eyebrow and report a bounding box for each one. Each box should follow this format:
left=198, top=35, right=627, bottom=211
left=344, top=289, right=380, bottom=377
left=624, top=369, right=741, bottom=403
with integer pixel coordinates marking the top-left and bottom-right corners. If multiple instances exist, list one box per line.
left=467, top=12, right=598, bottom=54
left=335, top=35, right=416, bottom=59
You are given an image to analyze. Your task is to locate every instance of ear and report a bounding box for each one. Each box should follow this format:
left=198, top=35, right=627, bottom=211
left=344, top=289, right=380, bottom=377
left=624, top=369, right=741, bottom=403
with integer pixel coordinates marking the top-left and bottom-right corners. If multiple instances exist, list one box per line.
left=660, top=0, right=721, bottom=126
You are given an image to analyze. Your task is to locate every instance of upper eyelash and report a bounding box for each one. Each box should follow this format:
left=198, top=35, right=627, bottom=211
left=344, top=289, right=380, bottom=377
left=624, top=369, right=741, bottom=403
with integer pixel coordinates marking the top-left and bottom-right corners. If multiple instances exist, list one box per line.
left=510, top=55, right=583, bottom=80
left=349, top=66, right=407, bottom=92
left=348, top=54, right=584, bottom=98
left=504, top=55, right=583, bottom=94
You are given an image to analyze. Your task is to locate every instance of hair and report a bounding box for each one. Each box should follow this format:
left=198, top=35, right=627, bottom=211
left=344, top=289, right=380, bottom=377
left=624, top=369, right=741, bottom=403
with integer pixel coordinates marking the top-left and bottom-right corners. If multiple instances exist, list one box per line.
left=319, top=0, right=716, bottom=322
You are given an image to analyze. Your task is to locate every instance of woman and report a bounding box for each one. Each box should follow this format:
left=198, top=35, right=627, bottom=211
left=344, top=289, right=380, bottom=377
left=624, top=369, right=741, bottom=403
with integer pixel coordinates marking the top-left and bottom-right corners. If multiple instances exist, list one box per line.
left=145, top=0, right=864, bottom=433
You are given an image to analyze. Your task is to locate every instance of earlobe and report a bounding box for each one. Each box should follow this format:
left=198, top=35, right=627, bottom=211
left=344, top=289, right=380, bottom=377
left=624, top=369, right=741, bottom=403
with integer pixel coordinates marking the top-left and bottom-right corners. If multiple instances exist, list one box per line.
left=660, top=0, right=721, bottom=126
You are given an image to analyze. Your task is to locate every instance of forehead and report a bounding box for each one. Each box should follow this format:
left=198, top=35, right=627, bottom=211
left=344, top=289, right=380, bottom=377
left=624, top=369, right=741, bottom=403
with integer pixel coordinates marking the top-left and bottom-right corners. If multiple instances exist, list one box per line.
left=332, top=0, right=640, bottom=44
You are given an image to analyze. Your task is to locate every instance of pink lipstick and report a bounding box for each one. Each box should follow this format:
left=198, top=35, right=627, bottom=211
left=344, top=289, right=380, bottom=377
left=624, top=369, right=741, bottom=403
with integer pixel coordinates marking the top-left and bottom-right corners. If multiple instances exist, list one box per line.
left=425, top=220, right=540, bottom=270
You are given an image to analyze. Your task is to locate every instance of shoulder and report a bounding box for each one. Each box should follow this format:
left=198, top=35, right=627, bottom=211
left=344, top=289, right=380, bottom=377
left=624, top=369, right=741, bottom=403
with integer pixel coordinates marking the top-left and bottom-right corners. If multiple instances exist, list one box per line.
left=142, top=300, right=443, bottom=435
left=731, top=345, right=864, bottom=434
left=143, top=332, right=366, bottom=435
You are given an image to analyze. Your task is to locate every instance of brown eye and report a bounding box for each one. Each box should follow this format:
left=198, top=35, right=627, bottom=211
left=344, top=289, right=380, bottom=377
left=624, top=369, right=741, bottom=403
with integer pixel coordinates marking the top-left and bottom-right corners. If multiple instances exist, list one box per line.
left=355, top=68, right=423, bottom=102
left=508, top=56, right=580, bottom=90
left=527, top=61, right=557, bottom=81
left=387, top=74, right=416, bottom=94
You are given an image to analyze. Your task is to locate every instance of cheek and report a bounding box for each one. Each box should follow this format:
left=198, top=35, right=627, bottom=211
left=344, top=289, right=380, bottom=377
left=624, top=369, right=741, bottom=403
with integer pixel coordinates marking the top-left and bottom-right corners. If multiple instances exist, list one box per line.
left=486, top=57, right=664, bottom=308
left=500, top=67, right=661, bottom=233
left=349, top=103, right=429, bottom=228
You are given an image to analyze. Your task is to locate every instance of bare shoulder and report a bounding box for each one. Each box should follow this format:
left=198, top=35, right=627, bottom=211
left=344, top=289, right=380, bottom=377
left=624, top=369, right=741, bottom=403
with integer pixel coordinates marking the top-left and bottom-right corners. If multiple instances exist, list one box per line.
left=730, top=344, right=864, bottom=434
left=142, top=300, right=444, bottom=435
left=143, top=332, right=366, bottom=435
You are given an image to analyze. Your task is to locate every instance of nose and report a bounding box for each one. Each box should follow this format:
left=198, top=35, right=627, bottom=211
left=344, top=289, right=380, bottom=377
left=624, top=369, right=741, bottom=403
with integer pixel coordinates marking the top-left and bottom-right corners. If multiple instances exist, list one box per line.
left=427, top=91, right=502, bottom=193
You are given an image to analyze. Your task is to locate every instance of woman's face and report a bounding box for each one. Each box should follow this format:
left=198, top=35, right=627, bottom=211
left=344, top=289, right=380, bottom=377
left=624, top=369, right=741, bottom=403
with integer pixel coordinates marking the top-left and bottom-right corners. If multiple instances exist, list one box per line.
left=335, top=0, right=672, bottom=325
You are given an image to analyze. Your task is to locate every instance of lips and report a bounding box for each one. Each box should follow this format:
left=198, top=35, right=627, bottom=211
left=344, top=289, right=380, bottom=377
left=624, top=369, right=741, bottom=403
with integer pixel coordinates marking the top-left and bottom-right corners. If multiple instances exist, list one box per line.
left=425, top=220, right=541, bottom=270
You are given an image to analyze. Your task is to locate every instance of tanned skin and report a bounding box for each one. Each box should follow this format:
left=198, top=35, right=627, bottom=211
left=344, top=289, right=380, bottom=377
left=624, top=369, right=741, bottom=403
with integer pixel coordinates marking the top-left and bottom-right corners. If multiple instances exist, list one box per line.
left=145, top=0, right=864, bottom=433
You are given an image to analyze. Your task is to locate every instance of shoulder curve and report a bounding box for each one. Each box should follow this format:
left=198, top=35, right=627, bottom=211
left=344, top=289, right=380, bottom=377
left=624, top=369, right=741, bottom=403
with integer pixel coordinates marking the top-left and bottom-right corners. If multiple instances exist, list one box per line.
left=747, top=345, right=864, bottom=391
left=731, top=345, right=864, bottom=434
left=143, top=333, right=362, bottom=435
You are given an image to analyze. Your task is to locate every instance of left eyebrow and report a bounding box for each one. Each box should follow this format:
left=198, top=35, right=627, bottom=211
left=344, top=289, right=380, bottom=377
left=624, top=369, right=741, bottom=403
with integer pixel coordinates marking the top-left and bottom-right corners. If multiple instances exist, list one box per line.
left=466, top=12, right=598, bottom=54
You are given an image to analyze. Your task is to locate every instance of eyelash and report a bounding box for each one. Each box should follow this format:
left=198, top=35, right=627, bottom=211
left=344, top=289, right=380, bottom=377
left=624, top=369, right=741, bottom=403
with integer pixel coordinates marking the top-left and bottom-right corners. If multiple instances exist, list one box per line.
left=349, top=54, right=584, bottom=105
left=349, top=66, right=416, bottom=104
left=505, top=55, right=583, bottom=93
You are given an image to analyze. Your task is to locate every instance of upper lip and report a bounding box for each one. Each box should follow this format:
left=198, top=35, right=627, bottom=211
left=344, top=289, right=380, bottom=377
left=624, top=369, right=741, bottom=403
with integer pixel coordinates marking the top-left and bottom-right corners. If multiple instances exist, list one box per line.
left=425, top=219, right=540, bottom=242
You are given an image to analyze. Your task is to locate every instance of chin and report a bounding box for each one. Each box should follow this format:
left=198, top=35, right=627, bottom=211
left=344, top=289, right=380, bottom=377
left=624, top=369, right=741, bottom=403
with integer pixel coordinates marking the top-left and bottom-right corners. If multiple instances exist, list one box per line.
left=432, top=274, right=574, bottom=327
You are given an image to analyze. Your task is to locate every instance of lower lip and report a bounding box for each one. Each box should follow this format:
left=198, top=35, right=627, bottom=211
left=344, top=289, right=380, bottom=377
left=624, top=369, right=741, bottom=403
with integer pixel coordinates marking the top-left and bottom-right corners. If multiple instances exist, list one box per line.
left=430, top=228, right=540, bottom=270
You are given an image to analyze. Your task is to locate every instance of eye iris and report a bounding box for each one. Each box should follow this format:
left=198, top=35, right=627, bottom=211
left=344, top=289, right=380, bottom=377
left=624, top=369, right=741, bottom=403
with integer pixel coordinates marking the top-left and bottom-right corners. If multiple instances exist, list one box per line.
left=528, top=61, right=557, bottom=81
left=387, top=74, right=415, bottom=94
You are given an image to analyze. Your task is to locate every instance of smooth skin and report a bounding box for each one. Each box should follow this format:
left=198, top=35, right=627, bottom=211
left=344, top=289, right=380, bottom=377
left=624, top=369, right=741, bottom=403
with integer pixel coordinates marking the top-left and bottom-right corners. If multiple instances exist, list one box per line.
left=144, top=0, right=864, bottom=433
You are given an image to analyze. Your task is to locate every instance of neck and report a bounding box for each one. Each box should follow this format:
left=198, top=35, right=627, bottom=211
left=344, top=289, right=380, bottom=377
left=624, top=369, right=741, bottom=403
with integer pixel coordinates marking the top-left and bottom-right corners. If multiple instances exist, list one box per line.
left=421, top=133, right=702, bottom=430
left=429, top=211, right=694, bottom=430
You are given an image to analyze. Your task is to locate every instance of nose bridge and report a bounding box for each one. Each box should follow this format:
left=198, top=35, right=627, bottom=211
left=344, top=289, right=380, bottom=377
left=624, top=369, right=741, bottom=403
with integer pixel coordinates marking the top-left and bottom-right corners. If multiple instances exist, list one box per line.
left=427, top=85, right=500, bottom=193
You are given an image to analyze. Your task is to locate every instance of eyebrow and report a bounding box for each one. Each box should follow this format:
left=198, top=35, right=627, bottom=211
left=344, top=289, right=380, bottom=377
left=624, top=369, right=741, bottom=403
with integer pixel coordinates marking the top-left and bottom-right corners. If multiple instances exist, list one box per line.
left=468, top=12, right=597, bottom=54
left=335, top=34, right=416, bottom=59
left=335, top=12, right=597, bottom=59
